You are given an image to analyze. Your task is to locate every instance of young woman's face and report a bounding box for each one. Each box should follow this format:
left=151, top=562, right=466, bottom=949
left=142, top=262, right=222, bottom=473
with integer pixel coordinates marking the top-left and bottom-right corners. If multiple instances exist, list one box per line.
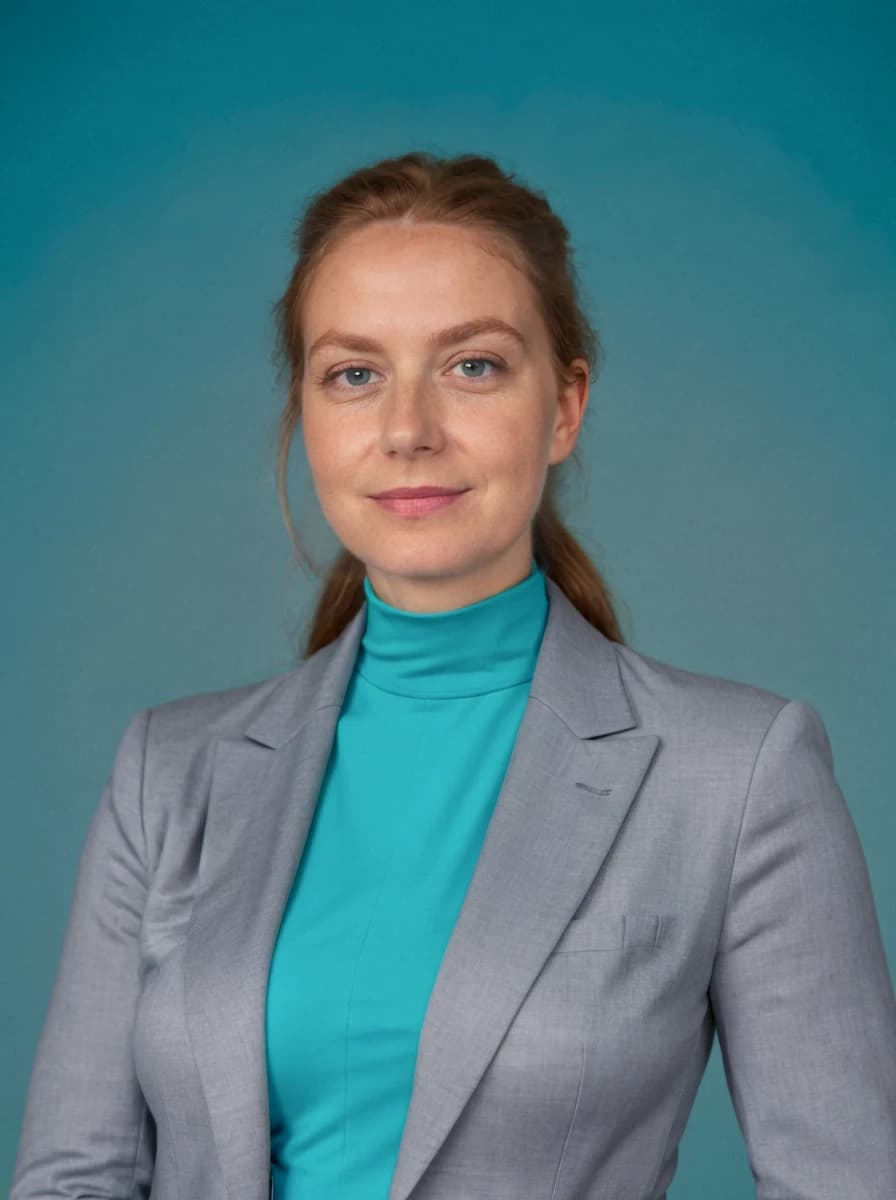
left=299, top=220, right=589, bottom=612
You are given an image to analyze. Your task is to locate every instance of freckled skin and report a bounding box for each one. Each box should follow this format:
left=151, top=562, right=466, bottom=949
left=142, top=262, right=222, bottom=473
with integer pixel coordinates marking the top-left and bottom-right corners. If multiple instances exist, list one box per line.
left=299, top=220, right=590, bottom=614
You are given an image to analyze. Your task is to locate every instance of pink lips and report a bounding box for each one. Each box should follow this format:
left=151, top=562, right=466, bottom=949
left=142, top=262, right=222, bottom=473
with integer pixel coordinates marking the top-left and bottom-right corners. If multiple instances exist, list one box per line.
left=372, top=491, right=468, bottom=516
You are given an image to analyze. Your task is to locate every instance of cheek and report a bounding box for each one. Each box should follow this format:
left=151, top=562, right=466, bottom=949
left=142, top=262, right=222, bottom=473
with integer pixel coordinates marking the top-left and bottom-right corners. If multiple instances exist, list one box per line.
left=484, top=432, right=550, bottom=511
left=473, top=415, right=546, bottom=474
left=302, top=422, right=361, bottom=493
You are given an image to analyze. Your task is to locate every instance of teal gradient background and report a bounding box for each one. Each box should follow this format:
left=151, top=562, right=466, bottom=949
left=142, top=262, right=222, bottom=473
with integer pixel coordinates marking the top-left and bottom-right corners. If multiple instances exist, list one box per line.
left=3, top=2, right=894, bottom=1193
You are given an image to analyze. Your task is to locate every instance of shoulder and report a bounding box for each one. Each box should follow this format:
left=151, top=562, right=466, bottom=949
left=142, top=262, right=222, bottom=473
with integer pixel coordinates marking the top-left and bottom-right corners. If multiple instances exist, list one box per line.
left=141, top=665, right=299, bottom=755
left=610, top=641, right=838, bottom=820
left=612, top=639, right=796, bottom=745
left=121, top=667, right=305, bottom=854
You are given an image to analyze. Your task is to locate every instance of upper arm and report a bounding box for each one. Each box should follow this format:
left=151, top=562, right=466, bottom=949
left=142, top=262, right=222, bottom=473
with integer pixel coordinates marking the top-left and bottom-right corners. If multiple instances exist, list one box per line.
left=11, top=706, right=157, bottom=1199
left=709, top=698, right=896, bottom=1199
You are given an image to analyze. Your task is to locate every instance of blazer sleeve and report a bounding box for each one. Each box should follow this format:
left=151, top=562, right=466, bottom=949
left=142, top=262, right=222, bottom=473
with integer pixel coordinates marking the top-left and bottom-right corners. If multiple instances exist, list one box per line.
left=708, top=698, right=896, bottom=1199
left=11, top=707, right=156, bottom=1199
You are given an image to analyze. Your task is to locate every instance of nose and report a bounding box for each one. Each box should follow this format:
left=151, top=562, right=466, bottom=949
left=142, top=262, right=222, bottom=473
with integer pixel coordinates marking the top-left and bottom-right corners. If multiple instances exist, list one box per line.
left=378, top=379, right=444, bottom=454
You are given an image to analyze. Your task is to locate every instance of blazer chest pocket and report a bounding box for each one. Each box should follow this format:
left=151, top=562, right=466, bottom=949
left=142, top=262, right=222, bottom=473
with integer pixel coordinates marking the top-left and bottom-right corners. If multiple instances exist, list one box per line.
left=551, top=911, right=663, bottom=954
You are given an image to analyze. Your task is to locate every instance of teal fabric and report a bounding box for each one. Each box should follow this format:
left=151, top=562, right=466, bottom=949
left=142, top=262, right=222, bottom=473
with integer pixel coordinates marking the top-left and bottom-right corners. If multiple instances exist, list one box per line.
left=265, top=558, right=549, bottom=1199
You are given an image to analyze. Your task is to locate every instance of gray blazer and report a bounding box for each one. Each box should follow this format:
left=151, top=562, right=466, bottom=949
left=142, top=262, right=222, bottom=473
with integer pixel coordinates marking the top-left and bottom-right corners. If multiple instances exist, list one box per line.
left=12, top=577, right=896, bottom=1199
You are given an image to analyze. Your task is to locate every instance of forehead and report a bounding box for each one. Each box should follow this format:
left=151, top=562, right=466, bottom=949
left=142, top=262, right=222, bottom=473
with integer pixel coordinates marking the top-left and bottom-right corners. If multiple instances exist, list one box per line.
left=303, top=221, right=536, bottom=329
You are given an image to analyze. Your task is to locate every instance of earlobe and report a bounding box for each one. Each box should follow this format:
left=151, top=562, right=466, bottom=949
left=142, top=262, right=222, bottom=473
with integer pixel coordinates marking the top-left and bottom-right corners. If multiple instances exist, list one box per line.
left=552, top=388, right=587, bottom=457
left=557, top=361, right=589, bottom=437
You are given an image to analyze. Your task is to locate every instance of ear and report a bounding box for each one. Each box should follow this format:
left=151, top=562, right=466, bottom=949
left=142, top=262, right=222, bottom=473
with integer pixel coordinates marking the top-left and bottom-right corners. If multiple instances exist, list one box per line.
left=548, top=358, right=590, bottom=466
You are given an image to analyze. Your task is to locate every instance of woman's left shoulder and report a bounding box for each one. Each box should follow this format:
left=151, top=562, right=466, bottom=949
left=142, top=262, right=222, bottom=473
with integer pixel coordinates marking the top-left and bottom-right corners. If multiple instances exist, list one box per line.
left=611, top=639, right=824, bottom=751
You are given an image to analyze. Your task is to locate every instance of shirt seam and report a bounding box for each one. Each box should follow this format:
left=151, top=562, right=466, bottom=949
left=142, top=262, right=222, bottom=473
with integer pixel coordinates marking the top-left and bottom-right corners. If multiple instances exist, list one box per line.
left=714, top=697, right=793, bottom=958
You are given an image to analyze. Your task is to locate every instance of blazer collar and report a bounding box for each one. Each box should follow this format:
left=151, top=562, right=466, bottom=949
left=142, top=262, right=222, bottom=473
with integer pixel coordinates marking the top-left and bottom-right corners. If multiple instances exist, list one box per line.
left=183, top=575, right=658, bottom=1200
left=244, top=576, right=638, bottom=749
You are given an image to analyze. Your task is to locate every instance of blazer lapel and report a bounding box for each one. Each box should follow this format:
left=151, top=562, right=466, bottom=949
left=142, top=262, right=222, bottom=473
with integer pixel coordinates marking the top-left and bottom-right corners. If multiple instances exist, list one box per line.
left=183, top=609, right=368, bottom=1200
left=387, top=579, right=659, bottom=1200
left=183, top=577, right=659, bottom=1200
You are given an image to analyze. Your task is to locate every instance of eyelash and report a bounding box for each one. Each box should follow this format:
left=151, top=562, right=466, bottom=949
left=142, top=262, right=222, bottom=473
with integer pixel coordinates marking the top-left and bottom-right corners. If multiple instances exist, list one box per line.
left=316, top=355, right=505, bottom=389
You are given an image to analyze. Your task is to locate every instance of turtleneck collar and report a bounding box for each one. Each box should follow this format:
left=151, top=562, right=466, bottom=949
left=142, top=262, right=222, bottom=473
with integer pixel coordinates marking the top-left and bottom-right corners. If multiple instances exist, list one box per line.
left=356, top=559, right=549, bottom=699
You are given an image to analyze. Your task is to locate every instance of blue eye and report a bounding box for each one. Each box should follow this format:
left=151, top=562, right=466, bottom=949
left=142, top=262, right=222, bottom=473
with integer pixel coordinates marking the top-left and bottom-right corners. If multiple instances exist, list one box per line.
left=455, top=357, right=501, bottom=378
left=332, top=366, right=374, bottom=387
left=321, top=356, right=503, bottom=389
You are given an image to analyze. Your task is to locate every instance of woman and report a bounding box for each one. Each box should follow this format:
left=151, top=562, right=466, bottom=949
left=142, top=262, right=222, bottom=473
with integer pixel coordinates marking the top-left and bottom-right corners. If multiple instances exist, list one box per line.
left=12, top=151, right=896, bottom=1200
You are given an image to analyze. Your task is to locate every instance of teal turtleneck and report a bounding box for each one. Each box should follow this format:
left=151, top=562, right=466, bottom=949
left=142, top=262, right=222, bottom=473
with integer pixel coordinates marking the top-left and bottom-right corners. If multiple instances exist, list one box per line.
left=265, top=558, right=549, bottom=1200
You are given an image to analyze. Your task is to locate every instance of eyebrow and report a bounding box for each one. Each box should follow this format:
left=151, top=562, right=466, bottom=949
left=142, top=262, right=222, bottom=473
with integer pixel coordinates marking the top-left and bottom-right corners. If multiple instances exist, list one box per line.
left=306, top=317, right=527, bottom=360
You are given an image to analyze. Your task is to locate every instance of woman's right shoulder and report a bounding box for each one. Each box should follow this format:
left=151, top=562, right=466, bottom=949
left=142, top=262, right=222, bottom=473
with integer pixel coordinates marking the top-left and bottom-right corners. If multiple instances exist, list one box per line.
left=144, top=665, right=299, bottom=746
left=117, top=666, right=304, bottom=821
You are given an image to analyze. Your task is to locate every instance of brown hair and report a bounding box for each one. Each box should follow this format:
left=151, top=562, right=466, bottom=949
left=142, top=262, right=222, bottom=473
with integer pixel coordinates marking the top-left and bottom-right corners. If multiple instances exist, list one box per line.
left=271, top=150, right=627, bottom=659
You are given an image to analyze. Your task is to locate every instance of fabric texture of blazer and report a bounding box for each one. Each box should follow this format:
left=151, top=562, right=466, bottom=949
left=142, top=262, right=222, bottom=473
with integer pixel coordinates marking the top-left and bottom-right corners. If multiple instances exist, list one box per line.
left=12, top=576, right=896, bottom=1199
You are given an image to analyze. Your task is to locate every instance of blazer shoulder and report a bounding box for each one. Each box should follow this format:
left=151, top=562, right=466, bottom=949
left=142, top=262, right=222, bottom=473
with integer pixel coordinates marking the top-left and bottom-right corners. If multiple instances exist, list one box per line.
left=613, top=640, right=793, bottom=738
left=128, top=667, right=308, bottom=855
left=144, top=665, right=300, bottom=751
